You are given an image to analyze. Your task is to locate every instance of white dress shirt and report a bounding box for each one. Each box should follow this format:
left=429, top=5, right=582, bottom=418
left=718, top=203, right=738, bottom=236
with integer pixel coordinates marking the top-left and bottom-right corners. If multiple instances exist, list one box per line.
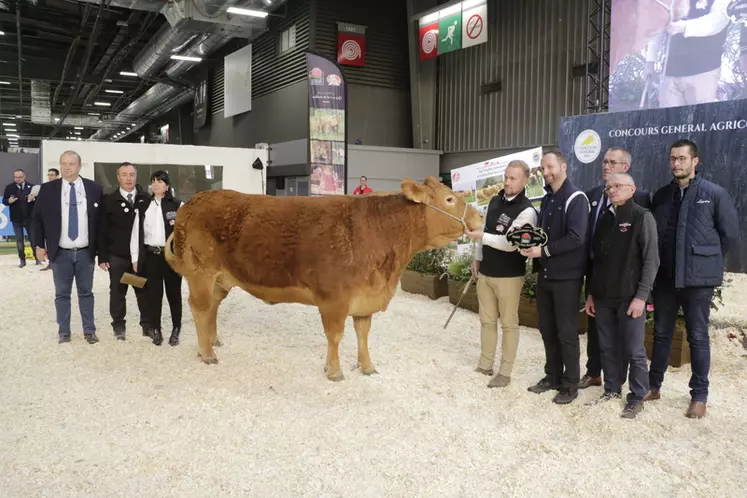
left=475, top=193, right=539, bottom=261
left=59, top=176, right=89, bottom=249
left=120, top=187, right=136, bottom=203
left=130, top=198, right=166, bottom=264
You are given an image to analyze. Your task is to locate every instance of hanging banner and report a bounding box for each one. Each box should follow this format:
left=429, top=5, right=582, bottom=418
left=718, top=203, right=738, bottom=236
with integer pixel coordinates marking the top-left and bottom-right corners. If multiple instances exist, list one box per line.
left=224, top=44, right=253, bottom=118
left=461, top=0, right=488, bottom=49
left=193, top=77, right=208, bottom=131
left=558, top=99, right=747, bottom=273
left=306, top=52, right=347, bottom=196
left=337, top=22, right=366, bottom=67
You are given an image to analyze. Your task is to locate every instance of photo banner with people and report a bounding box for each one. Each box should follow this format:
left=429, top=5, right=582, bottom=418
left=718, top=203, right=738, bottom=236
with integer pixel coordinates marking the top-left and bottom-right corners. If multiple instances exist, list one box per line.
left=449, top=146, right=544, bottom=256
left=558, top=98, right=747, bottom=273
left=609, top=0, right=747, bottom=113
left=305, top=51, right=347, bottom=196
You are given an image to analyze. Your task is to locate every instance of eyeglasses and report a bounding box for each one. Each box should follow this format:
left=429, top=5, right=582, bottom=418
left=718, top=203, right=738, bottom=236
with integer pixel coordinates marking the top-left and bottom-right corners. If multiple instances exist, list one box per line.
left=605, top=183, right=633, bottom=192
left=670, top=156, right=690, bottom=164
left=602, top=159, right=626, bottom=166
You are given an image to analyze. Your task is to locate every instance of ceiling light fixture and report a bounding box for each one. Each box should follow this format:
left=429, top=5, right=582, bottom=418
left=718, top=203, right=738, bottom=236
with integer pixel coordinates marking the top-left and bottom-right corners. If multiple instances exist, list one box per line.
left=119, top=71, right=138, bottom=77
left=170, top=54, right=202, bottom=62
left=74, top=126, right=84, bottom=130
left=2, top=122, right=16, bottom=127
left=0, top=31, right=5, bottom=35
left=94, top=102, right=111, bottom=106
left=226, top=6, right=268, bottom=17
left=0, top=81, right=11, bottom=85
left=105, top=89, right=124, bottom=94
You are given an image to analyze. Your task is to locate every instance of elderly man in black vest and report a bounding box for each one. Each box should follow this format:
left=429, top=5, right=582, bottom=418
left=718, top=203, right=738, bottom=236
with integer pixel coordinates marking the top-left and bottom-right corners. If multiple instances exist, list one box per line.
left=580, top=147, right=651, bottom=390
left=584, top=173, right=660, bottom=419
left=466, top=160, right=538, bottom=389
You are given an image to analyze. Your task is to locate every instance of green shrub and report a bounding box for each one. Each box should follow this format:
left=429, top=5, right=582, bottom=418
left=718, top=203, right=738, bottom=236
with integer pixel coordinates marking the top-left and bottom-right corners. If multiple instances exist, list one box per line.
left=447, top=252, right=473, bottom=282
left=406, top=247, right=452, bottom=276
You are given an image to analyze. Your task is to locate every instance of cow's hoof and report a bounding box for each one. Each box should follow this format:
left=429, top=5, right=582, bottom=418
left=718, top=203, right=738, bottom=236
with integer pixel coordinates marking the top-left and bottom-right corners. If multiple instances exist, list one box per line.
left=201, top=357, right=218, bottom=365
left=327, top=372, right=344, bottom=382
left=361, top=367, right=378, bottom=376
left=213, top=340, right=223, bottom=347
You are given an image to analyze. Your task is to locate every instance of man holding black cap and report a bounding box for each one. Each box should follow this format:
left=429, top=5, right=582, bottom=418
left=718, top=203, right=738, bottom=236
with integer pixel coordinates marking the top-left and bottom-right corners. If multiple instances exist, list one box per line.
left=522, top=150, right=589, bottom=405
left=98, top=162, right=150, bottom=340
left=585, top=173, right=659, bottom=419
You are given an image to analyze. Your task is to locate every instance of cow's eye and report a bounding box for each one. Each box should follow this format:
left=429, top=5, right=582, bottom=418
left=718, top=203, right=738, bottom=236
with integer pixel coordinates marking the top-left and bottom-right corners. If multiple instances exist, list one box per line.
left=446, top=196, right=455, bottom=203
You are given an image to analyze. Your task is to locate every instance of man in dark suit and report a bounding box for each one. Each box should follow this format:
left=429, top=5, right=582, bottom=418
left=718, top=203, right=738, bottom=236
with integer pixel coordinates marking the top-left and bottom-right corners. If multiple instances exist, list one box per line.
left=32, top=150, right=104, bottom=344
left=579, top=147, right=651, bottom=390
left=98, top=162, right=150, bottom=341
left=2, top=168, right=41, bottom=267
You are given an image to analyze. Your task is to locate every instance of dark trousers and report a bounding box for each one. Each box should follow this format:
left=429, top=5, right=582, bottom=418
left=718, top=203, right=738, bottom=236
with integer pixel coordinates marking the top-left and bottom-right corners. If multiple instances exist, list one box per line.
left=143, top=249, right=182, bottom=331
left=536, top=276, right=583, bottom=392
left=595, top=300, right=649, bottom=403
left=12, top=219, right=38, bottom=263
left=650, top=279, right=714, bottom=403
left=51, top=247, right=95, bottom=337
left=584, top=283, right=603, bottom=378
left=108, top=254, right=149, bottom=331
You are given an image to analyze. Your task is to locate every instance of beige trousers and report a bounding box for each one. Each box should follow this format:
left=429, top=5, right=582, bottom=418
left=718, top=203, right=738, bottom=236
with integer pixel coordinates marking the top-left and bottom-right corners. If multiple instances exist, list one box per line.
left=659, top=66, right=720, bottom=108
left=476, top=274, right=524, bottom=377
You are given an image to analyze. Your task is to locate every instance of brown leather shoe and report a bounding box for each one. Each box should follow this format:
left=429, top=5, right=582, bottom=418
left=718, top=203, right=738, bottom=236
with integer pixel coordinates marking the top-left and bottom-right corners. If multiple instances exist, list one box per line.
left=686, top=401, right=707, bottom=419
left=578, top=375, right=602, bottom=389
left=643, top=390, right=661, bottom=401
left=487, top=374, right=510, bottom=388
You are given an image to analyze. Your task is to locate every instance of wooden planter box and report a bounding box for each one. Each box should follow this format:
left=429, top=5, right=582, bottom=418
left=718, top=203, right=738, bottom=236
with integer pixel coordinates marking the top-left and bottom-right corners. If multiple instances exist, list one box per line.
left=645, top=318, right=690, bottom=368
left=447, top=279, right=479, bottom=313
left=400, top=269, right=449, bottom=300
left=518, top=296, right=539, bottom=329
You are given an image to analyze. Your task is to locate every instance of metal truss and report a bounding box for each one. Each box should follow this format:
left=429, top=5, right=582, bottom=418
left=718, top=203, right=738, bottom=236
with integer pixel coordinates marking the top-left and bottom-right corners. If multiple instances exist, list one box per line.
left=585, top=0, right=611, bottom=113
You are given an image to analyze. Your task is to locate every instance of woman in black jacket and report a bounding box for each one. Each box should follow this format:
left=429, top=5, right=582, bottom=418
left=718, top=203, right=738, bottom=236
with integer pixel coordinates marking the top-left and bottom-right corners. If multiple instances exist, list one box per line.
left=130, top=170, right=183, bottom=346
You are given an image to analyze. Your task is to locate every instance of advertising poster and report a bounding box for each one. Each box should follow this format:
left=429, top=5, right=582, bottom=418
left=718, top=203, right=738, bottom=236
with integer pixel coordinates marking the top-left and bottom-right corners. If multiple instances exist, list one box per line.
left=449, top=146, right=544, bottom=255
left=609, top=0, right=747, bottom=112
left=305, top=52, right=347, bottom=196
left=558, top=98, right=747, bottom=273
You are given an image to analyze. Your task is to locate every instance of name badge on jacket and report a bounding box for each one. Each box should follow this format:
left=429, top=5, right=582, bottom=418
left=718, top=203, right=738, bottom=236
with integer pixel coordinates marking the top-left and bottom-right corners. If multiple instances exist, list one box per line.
left=166, top=210, right=177, bottom=226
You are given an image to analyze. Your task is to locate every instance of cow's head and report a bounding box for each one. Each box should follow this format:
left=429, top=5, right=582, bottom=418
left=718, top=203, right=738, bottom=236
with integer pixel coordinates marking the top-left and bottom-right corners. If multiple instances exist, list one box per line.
left=401, top=176, right=483, bottom=247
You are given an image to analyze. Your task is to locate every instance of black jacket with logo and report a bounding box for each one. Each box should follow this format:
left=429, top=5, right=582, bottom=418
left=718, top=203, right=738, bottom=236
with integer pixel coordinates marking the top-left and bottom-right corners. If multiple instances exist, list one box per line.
left=98, top=187, right=150, bottom=263
left=589, top=199, right=660, bottom=304
left=479, top=190, right=536, bottom=278
left=133, top=193, right=181, bottom=273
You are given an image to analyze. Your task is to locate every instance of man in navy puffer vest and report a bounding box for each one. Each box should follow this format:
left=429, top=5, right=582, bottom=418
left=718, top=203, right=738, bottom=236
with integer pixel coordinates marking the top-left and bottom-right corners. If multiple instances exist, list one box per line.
left=647, top=139, right=739, bottom=419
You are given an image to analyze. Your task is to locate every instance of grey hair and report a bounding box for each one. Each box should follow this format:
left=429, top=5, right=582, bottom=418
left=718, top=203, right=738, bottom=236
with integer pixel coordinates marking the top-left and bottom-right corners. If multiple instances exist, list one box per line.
left=607, top=172, right=635, bottom=185
left=606, top=147, right=631, bottom=166
left=60, top=150, right=82, bottom=165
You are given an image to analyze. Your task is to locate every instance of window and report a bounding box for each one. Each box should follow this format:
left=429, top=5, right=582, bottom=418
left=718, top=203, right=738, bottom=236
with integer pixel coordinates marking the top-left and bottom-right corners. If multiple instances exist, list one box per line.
left=93, top=163, right=224, bottom=202
left=280, top=25, right=296, bottom=54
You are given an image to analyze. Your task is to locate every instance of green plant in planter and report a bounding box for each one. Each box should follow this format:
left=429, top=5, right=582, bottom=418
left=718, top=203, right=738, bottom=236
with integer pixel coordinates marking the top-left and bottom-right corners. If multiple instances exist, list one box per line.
left=521, top=260, right=537, bottom=299
left=406, top=247, right=452, bottom=276
left=446, top=252, right=473, bottom=283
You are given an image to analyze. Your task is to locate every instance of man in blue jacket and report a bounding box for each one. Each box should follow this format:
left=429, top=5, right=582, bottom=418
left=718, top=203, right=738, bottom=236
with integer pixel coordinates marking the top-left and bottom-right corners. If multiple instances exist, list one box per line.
left=647, top=139, right=739, bottom=419
left=522, top=150, right=590, bottom=405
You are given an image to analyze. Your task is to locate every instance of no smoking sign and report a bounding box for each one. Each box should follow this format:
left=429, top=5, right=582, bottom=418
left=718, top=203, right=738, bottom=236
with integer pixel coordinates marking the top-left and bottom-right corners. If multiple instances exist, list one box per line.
left=466, top=14, right=483, bottom=39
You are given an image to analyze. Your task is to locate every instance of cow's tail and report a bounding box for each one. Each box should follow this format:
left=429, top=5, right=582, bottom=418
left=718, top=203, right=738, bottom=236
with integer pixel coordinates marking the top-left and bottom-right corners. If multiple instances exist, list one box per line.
left=164, top=231, right=184, bottom=275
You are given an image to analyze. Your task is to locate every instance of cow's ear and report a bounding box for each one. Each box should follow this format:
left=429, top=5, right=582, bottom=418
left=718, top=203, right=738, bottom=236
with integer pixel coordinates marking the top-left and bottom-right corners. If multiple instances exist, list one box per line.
left=423, top=176, right=440, bottom=188
left=401, top=178, right=427, bottom=204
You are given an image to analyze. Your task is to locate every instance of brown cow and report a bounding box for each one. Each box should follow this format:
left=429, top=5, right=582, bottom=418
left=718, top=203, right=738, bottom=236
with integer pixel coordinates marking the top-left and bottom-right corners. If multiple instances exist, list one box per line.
left=164, top=176, right=483, bottom=381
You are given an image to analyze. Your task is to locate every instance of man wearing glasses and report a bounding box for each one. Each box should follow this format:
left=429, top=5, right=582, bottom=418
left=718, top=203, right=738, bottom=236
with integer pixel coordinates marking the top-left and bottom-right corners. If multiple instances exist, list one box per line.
left=584, top=173, right=659, bottom=419
left=647, top=139, right=739, bottom=419
left=580, top=147, right=651, bottom=391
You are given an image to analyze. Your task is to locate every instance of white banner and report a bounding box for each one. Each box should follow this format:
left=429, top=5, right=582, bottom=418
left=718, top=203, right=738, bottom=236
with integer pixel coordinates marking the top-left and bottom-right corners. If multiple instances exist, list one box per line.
left=224, top=44, right=253, bottom=118
left=461, top=0, right=488, bottom=49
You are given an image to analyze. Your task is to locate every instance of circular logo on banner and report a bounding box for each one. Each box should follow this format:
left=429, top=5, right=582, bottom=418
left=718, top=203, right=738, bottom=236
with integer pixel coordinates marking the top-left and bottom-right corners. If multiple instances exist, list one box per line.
left=341, top=40, right=362, bottom=61
left=422, top=30, right=438, bottom=54
left=574, top=129, right=602, bottom=164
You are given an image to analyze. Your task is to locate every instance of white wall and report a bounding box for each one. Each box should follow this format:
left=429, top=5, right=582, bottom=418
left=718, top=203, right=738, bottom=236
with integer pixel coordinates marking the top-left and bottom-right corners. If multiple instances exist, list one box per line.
left=40, top=140, right=267, bottom=194
left=347, top=145, right=442, bottom=193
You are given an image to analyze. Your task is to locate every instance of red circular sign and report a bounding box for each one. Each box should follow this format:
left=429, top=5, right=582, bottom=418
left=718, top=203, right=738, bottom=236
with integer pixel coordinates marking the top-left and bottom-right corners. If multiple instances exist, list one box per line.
left=466, top=14, right=483, bottom=39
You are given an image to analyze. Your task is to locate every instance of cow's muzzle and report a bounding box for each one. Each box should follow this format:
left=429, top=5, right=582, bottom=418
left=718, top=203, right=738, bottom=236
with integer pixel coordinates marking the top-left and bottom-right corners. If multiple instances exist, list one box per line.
left=425, top=202, right=470, bottom=234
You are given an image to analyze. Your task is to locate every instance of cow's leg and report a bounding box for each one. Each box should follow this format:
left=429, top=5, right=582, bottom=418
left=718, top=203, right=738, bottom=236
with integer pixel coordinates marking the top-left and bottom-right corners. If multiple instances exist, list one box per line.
left=320, top=308, right=347, bottom=382
left=187, top=275, right=220, bottom=364
left=210, top=281, right=230, bottom=348
left=353, top=315, right=377, bottom=375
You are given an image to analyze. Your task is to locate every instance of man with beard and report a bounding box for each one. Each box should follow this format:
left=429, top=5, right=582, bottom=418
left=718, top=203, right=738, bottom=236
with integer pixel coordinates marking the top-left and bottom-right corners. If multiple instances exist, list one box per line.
left=466, top=160, right=538, bottom=389
left=647, top=139, right=738, bottom=418
left=579, top=147, right=652, bottom=391
left=522, top=150, right=589, bottom=405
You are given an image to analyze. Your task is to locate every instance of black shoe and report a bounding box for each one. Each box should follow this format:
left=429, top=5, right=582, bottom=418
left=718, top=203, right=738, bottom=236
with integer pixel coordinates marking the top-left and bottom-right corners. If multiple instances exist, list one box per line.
left=152, top=329, right=163, bottom=346
left=113, top=327, right=126, bottom=341
left=58, top=335, right=71, bottom=344
left=586, top=389, right=622, bottom=406
left=85, top=334, right=99, bottom=344
left=527, top=377, right=560, bottom=394
left=552, top=390, right=578, bottom=405
left=18, top=261, right=26, bottom=268
left=621, top=401, right=644, bottom=419
left=142, top=326, right=151, bottom=337
left=169, top=326, right=180, bottom=346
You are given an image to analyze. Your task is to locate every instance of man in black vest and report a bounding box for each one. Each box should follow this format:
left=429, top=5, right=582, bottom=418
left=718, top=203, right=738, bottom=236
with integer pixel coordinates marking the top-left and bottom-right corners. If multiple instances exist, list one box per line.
left=466, top=160, right=538, bottom=389
left=98, top=162, right=150, bottom=341
left=643, top=0, right=731, bottom=108
left=580, top=147, right=652, bottom=390
left=585, top=173, right=660, bottom=419
left=523, top=150, right=590, bottom=405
